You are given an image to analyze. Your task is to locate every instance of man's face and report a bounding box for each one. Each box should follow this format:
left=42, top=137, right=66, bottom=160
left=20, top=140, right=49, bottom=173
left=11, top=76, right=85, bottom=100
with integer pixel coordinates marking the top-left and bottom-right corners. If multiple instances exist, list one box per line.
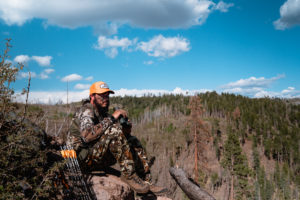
left=91, top=92, right=110, bottom=109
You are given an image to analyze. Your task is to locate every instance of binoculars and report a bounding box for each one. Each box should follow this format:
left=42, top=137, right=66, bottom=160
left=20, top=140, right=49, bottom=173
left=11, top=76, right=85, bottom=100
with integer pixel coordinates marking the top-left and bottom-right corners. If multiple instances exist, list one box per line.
left=119, top=115, right=131, bottom=128
left=114, top=107, right=131, bottom=128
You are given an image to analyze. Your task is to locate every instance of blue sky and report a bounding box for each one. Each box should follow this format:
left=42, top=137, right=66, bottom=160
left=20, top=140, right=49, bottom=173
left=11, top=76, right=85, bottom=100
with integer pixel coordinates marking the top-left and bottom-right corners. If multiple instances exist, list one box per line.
left=1, top=0, right=300, bottom=103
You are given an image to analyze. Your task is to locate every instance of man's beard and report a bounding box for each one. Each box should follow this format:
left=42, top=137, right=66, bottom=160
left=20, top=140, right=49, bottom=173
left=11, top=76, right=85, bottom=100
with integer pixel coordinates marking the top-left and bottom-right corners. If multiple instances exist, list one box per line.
left=93, top=99, right=109, bottom=115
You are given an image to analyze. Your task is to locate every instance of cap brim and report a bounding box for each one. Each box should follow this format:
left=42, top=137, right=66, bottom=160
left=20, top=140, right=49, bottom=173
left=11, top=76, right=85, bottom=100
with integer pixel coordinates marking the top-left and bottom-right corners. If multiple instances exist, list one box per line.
left=93, top=89, right=115, bottom=94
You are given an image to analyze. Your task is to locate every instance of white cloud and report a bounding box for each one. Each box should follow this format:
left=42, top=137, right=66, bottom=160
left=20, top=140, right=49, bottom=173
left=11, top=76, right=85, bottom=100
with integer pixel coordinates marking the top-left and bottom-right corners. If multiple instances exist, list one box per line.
left=215, top=1, right=234, bottom=12
left=253, top=90, right=278, bottom=98
left=95, top=36, right=134, bottom=58
left=274, top=0, right=300, bottom=30
left=18, top=69, right=55, bottom=80
left=221, top=86, right=300, bottom=98
left=114, top=87, right=209, bottom=97
left=0, top=0, right=233, bottom=34
left=218, top=75, right=300, bottom=98
left=114, top=88, right=169, bottom=97
left=85, top=76, right=93, bottom=81
left=279, top=87, right=300, bottom=98
left=253, top=87, right=300, bottom=98
left=15, top=58, right=54, bottom=80
left=222, top=87, right=264, bottom=96
left=18, top=71, right=37, bottom=79
left=39, top=73, right=49, bottom=79
left=282, top=86, right=295, bottom=94
left=39, top=68, right=55, bottom=79
left=13, top=87, right=210, bottom=104
left=12, top=84, right=300, bottom=104
left=13, top=90, right=90, bottom=104
left=44, top=68, right=55, bottom=74
left=13, top=55, right=53, bottom=66
left=74, top=83, right=90, bottom=90
left=14, top=55, right=30, bottom=64
left=31, top=56, right=52, bottom=66
left=93, top=23, right=119, bottom=36
left=222, top=75, right=285, bottom=89
left=137, top=35, right=190, bottom=58
left=104, top=48, right=118, bottom=58
left=96, top=36, right=133, bottom=49
left=61, top=74, right=83, bottom=82
left=95, top=35, right=190, bottom=58
left=143, top=60, right=154, bottom=65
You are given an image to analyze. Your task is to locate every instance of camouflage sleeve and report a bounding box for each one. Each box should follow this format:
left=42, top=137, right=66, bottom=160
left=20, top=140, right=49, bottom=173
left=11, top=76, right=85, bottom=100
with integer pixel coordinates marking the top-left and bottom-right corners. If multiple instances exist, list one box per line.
left=76, top=106, right=94, bottom=132
left=76, top=106, right=113, bottom=143
left=98, top=117, right=114, bottom=133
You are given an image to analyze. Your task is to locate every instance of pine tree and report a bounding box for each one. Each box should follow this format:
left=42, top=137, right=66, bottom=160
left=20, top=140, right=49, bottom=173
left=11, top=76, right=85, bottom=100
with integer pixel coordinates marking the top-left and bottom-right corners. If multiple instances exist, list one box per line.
left=0, top=39, right=23, bottom=117
left=253, top=148, right=260, bottom=173
left=221, top=130, right=252, bottom=200
left=188, top=95, right=206, bottom=183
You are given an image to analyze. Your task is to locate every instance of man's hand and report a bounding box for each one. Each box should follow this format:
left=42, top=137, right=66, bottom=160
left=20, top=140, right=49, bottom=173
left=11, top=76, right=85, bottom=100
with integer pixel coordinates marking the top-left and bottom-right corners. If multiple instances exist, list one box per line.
left=122, top=119, right=132, bottom=135
left=112, top=109, right=127, bottom=119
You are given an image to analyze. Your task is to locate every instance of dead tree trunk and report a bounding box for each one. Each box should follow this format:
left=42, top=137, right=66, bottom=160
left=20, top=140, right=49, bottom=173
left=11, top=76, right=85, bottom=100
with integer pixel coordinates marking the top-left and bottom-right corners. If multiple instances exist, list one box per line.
left=169, top=167, right=215, bottom=200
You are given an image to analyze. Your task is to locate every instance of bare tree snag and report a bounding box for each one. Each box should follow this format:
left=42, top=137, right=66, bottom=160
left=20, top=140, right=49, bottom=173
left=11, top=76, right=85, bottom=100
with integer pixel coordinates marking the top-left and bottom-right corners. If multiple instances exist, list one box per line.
left=169, top=167, right=216, bottom=200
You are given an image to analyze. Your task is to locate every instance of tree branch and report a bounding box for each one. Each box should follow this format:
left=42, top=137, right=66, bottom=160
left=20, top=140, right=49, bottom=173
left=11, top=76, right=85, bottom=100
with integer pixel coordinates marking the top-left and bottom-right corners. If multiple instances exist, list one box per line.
left=169, top=167, right=215, bottom=200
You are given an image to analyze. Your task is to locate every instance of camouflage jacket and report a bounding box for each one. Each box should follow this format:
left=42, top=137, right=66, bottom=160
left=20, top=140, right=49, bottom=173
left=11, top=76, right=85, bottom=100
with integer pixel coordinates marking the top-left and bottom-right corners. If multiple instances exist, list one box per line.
left=69, top=99, right=115, bottom=158
left=69, top=99, right=151, bottom=177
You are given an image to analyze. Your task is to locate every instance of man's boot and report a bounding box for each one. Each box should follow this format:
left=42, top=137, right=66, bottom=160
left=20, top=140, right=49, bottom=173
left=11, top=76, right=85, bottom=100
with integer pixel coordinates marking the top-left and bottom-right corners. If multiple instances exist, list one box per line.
left=121, top=173, right=150, bottom=194
left=144, top=173, right=168, bottom=195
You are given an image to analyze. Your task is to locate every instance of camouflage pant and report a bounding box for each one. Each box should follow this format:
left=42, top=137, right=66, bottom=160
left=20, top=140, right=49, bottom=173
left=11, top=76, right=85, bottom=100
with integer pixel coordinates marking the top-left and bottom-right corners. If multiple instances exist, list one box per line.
left=126, top=135, right=152, bottom=182
left=84, top=124, right=135, bottom=177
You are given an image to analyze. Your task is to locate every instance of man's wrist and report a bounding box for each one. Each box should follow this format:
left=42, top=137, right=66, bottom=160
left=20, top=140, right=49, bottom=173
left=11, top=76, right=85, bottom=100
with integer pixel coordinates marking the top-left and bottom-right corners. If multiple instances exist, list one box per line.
left=110, top=115, right=117, bottom=123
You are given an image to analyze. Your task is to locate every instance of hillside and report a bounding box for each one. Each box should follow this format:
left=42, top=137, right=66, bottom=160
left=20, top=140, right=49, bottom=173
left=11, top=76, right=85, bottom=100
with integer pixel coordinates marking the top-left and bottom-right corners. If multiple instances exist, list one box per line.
left=8, top=93, right=299, bottom=200
left=109, top=93, right=300, bottom=200
left=1, top=40, right=299, bottom=200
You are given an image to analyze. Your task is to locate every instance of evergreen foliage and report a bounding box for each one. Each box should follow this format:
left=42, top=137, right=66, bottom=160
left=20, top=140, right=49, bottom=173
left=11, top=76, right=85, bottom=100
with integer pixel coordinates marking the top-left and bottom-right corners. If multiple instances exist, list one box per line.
left=257, top=167, right=273, bottom=200
left=221, top=130, right=252, bottom=200
left=0, top=39, right=63, bottom=199
left=109, top=91, right=300, bottom=199
left=253, top=148, right=260, bottom=173
left=0, top=39, right=23, bottom=117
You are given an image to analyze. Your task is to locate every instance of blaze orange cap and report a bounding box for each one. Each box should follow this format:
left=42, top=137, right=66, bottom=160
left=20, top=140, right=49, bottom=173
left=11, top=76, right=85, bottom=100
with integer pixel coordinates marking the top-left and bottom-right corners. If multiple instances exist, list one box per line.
left=89, top=81, right=114, bottom=96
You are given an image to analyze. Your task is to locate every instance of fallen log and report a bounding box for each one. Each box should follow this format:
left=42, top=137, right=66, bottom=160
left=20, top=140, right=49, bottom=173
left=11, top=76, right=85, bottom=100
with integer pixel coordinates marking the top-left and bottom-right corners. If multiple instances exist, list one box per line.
left=169, top=167, right=216, bottom=200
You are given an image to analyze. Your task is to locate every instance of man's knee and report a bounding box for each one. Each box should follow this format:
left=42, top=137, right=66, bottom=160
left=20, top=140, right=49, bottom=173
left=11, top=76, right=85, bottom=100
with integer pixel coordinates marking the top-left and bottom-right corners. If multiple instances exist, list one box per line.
left=106, top=124, right=124, bottom=138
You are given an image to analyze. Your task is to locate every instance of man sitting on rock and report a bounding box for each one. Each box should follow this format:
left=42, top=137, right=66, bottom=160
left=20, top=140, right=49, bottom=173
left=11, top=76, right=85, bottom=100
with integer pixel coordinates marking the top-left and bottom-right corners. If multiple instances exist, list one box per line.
left=69, top=81, right=166, bottom=195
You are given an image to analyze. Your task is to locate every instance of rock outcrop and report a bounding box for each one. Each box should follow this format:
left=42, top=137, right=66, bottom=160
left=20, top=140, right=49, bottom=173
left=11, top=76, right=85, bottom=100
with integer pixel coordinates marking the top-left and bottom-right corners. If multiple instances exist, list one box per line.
left=90, top=174, right=134, bottom=200
left=90, top=174, right=172, bottom=200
